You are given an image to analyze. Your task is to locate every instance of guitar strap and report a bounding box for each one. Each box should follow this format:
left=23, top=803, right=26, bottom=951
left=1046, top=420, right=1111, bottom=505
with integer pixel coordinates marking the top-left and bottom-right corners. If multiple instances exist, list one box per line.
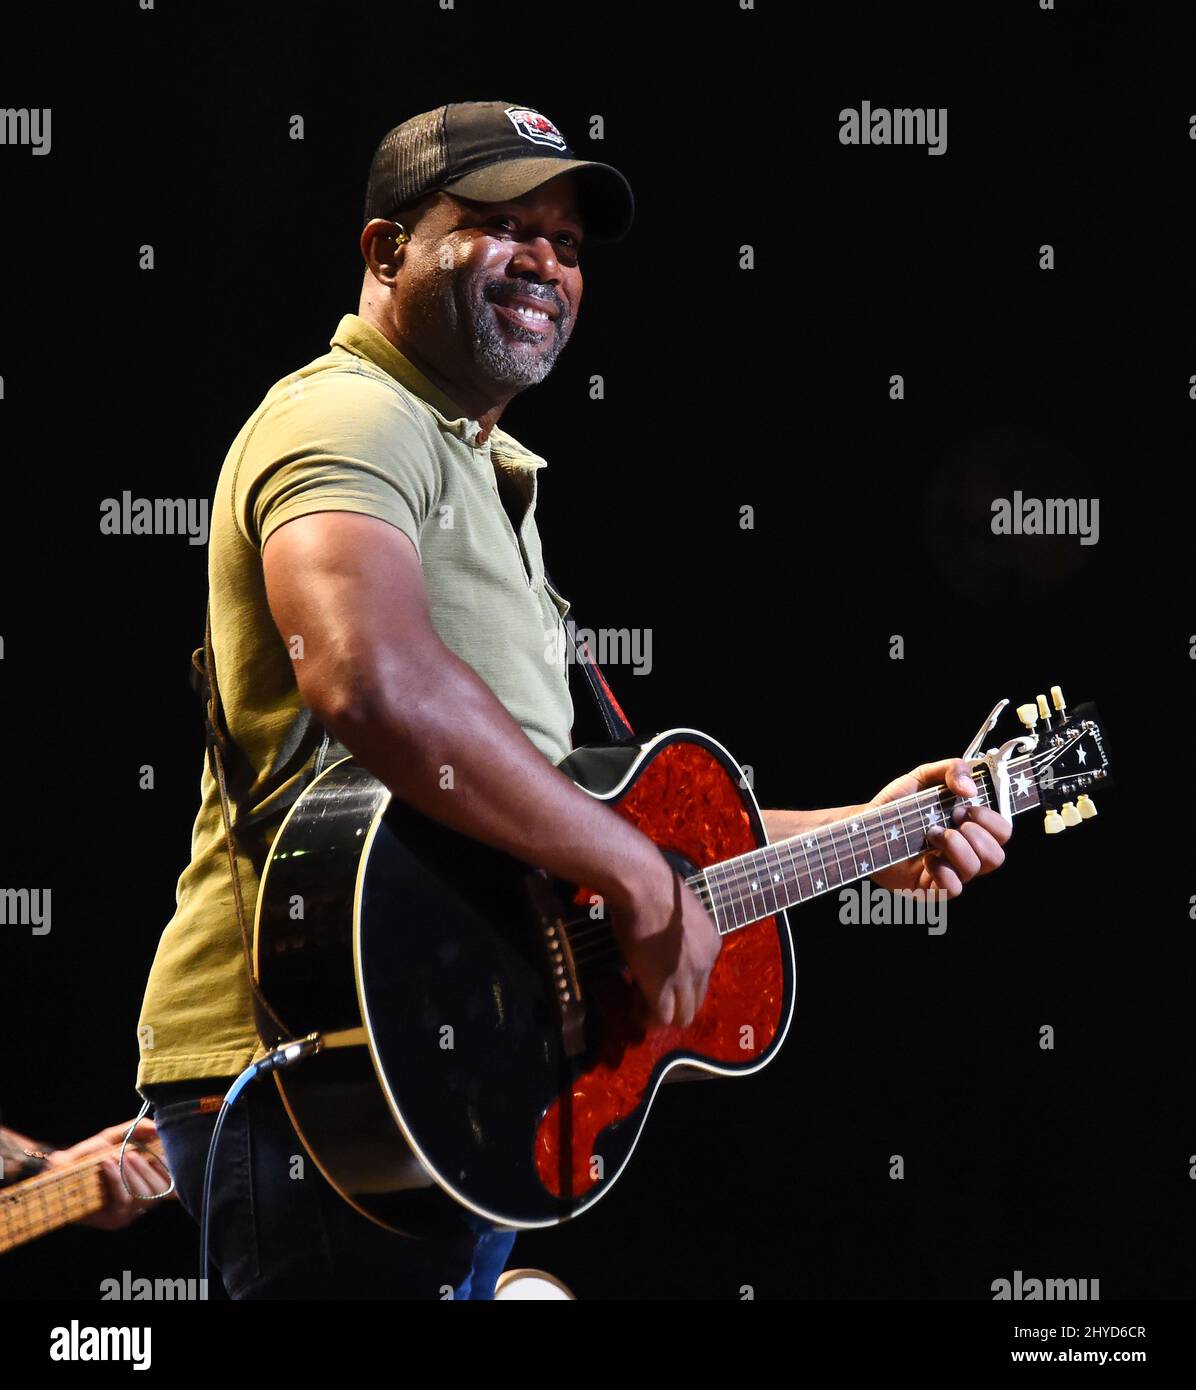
left=191, top=569, right=633, bottom=1047
left=191, top=607, right=303, bottom=1047
left=545, top=568, right=635, bottom=743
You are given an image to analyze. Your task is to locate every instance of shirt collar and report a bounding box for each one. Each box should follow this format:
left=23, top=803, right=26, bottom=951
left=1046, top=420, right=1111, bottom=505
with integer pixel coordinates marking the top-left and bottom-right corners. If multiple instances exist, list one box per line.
left=329, top=313, right=547, bottom=473
left=489, top=426, right=548, bottom=476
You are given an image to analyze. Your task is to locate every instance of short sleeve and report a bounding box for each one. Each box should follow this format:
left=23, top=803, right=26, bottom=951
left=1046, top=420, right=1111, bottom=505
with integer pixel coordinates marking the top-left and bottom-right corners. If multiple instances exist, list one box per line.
left=231, top=369, right=441, bottom=554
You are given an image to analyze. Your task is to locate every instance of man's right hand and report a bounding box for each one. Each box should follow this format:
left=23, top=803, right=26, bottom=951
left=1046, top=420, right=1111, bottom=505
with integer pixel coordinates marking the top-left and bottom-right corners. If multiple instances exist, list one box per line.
left=608, top=857, right=721, bottom=1029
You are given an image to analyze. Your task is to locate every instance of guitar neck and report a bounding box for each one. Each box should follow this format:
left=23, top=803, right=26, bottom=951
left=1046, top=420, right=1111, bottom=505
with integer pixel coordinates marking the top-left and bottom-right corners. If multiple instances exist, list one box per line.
left=701, top=754, right=1041, bottom=934
left=0, top=1140, right=163, bottom=1254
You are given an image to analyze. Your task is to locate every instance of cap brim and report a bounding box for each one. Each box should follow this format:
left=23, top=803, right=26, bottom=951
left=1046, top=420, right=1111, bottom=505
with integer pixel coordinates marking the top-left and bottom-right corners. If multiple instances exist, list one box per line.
left=441, top=156, right=634, bottom=243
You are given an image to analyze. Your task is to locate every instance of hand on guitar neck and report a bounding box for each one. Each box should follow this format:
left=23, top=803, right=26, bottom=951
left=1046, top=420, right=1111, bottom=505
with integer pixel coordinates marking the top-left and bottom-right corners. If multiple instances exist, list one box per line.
left=1, top=1118, right=173, bottom=1242
left=594, top=753, right=1009, bottom=1040
left=867, top=757, right=1011, bottom=896
left=761, top=757, right=1012, bottom=901
left=43, top=1119, right=173, bottom=1231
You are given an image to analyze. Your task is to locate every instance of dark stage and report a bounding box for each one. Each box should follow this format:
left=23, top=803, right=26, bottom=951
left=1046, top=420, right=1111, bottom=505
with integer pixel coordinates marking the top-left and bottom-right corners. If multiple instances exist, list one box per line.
left=0, top=0, right=1191, bottom=1358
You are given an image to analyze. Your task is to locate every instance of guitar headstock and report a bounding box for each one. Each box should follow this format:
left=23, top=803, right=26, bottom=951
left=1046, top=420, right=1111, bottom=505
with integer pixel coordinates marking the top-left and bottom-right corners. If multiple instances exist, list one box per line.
left=1017, top=690, right=1111, bottom=833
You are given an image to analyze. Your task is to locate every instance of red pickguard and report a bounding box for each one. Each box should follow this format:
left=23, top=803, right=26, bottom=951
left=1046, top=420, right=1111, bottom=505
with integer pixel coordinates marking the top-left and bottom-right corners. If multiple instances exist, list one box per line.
left=533, top=739, right=786, bottom=1200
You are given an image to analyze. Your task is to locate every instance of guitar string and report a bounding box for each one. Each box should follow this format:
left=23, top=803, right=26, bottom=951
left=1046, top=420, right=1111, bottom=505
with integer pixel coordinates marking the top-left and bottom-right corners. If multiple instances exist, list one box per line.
left=0, top=1143, right=164, bottom=1239
left=700, top=736, right=1089, bottom=917
left=0, top=1158, right=109, bottom=1242
left=548, top=735, right=1090, bottom=969
left=564, top=774, right=1009, bottom=950
left=561, top=740, right=1082, bottom=965
left=602, top=735, right=1078, bottom=930
left=564, top=779, right=1011, bottom=959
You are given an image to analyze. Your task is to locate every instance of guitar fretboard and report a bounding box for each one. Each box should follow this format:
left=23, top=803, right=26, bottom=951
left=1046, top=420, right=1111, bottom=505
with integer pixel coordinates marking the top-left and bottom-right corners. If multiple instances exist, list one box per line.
left=0, top=1141, right=164, bottom=1253
left=700, top=755, right=1041, bottom=934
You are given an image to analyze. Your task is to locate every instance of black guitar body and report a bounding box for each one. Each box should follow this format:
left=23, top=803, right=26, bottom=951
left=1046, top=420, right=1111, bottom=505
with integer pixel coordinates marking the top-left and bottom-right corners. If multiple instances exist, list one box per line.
left=252, top=729, right=794, bottom=1233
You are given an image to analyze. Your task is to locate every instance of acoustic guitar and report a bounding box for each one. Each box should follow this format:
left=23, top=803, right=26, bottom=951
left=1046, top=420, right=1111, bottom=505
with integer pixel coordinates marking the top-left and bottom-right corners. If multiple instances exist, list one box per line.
left=252, top=690, right=1110, bottom=1235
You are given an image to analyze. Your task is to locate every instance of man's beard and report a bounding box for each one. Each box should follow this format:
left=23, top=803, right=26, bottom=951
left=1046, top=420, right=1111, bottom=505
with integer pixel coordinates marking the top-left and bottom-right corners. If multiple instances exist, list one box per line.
left=460, top=280, right=571, bottom=388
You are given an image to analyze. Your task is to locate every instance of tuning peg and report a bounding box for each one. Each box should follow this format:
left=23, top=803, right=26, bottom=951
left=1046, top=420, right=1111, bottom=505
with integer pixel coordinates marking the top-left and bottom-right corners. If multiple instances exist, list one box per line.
left=1060, top=801, right=1082, bottom=827
left=1016, top=703, right=1039, bottom=732
left=1050, top=685, right=1067, bottom=719
left=1036, top=694, right=1051, bottom=725
left=1044, top=809, right=1065, bottom=834
left=1077, top=794, right=1098, bottom=819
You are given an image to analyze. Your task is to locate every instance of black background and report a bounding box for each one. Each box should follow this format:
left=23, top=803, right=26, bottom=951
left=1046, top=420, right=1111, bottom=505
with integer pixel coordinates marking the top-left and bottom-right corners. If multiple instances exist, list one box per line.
left=0, top=0, right=1191, bottom=1306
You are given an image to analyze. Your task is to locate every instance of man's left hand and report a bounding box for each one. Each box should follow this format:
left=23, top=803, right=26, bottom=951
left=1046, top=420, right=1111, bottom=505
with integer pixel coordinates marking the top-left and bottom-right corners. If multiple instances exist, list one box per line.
left=868, top=757, right=1012, bottom=898
left=45, top=1120, right=173, bottom=1230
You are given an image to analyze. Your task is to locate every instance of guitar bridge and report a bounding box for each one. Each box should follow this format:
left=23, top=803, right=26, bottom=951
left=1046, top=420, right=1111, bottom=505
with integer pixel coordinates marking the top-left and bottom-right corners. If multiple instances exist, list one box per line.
left=525, top=873, right=587, bottom=1058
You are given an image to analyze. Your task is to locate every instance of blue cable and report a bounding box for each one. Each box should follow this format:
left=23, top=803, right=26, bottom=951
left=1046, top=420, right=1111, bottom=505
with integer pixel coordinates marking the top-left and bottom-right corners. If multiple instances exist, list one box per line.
left=197, top=1036, right=320, bottom=1288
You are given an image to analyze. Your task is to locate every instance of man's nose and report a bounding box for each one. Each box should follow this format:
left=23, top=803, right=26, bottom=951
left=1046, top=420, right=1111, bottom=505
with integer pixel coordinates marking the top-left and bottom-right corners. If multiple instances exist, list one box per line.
left=509, top=237, right=562, bottom=280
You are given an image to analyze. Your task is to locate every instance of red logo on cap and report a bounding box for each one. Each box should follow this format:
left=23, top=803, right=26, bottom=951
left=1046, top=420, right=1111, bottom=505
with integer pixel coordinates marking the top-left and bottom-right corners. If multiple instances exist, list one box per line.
left=504, top=107, right=568, bottom=150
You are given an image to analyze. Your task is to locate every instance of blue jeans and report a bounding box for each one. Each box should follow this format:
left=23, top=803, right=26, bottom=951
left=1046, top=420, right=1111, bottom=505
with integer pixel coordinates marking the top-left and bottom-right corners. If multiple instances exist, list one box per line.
left=144, top=1074, right=516, bottom=1300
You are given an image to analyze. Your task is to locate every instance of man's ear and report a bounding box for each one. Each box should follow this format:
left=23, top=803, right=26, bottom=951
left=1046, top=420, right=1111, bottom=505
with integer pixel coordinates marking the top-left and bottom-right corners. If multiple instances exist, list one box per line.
left=360, top=218, right=407, bottom=282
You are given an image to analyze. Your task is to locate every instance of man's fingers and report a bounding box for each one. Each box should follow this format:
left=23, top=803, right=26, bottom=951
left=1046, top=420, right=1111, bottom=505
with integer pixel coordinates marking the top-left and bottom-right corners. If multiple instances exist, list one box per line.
left=961, top=805, right=1013, bottom=845
left=954, top=819, right=1006, bottom=873
left=922, top=854, right=963, bottom=898
left=121, top=1150, right=170, bottom=1197
left=940, top=826, right=982, bottom=881
left=654, top=984, right=677, bottom=1029
left=120, top=1152, right=157, bottom=1196
left=906, top=757, right=977, bottom=795
left=927, top=826, right=980, bottom=883
left=672, top=980, right=696, bottom=1030
left=50, top=1136, right=107, bottom=1165
left=101, top=1119, right=157, bottom=1147
left=83, top=1161, right=130, bottom=1229
left=56, top=1120, right=160, bottom=1169
left=875, top=757, right=1014, bottom=900
left=138, top=1154, right=172, bottom=1193
left=943, top=758, right=981, bottom=798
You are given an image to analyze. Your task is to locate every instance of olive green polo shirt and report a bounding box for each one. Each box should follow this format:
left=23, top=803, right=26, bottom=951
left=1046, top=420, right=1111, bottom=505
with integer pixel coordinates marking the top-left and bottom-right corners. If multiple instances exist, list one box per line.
left=136, top=313, right=574, bottom=1086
